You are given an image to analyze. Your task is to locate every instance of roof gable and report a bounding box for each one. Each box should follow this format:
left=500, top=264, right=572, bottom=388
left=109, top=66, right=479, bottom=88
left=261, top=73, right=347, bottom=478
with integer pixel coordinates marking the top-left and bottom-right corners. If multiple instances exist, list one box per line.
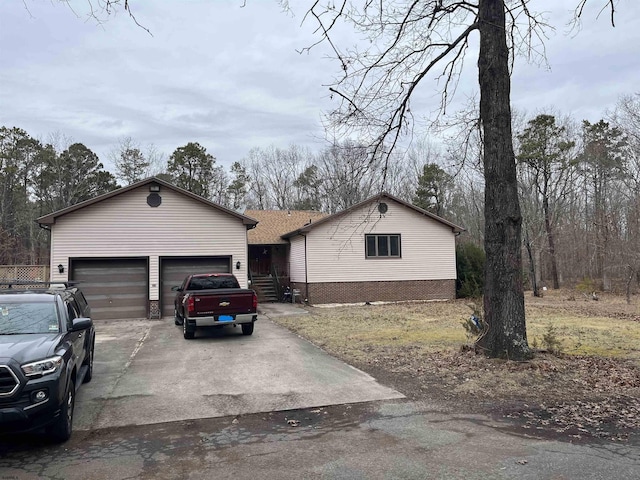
left=37, top=176, right=258, bottom=227
left=245, top=209, right=328, bottom=244
left=281, top=192, right=464, bottom=238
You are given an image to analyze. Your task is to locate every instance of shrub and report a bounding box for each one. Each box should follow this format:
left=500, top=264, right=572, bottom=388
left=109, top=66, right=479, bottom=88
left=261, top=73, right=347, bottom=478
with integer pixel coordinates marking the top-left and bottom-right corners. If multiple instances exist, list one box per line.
left=461, top=299, right=486, bottom=343
left=541, top=324, right=563, bottom=354
left=456, top=242, right=485, bottom=298
left=576, top=277, right=596, bottom=295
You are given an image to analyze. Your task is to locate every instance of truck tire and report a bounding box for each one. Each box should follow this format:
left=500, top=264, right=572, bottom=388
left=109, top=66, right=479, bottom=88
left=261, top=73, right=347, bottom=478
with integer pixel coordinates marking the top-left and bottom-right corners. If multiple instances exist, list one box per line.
left=241, top=323, right=254, bottom=336
left=183, top=320, right=195, bottom=339
left=174, top=308, right=183, bottom=326
left=48, top=379, right=75, bottom=442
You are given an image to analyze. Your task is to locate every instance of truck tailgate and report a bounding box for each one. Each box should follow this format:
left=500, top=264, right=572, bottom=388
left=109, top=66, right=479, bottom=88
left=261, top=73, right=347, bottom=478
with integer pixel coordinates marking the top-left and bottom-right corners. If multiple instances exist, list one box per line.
left=189, top=289, right=256, bottom=316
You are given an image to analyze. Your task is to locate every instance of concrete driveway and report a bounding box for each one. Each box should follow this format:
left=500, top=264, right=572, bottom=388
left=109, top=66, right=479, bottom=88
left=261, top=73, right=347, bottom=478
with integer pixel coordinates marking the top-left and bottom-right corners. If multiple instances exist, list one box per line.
left=75, top=308, right=403, bottom=430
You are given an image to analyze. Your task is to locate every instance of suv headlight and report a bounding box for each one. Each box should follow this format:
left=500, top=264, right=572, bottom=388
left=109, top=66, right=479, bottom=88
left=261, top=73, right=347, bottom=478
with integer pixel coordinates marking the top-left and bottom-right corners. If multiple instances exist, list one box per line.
left=22, top=356, right=63, bottom=377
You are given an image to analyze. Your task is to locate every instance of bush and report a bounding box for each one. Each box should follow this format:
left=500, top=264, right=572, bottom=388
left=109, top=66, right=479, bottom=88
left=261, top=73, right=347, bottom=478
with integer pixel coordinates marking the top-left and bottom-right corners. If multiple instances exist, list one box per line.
left=541, top=324, right=563, bottom=354
left=576, top=277, right=596, bottom=294
left=456, top=242, right=485, bottom=298
left=461, top=299, right=486, bottom=343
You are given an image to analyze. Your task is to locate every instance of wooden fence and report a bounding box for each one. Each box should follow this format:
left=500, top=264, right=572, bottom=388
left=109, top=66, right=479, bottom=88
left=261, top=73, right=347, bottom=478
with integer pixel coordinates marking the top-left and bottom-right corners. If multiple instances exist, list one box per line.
left=0, top=265, right=50, bottom=282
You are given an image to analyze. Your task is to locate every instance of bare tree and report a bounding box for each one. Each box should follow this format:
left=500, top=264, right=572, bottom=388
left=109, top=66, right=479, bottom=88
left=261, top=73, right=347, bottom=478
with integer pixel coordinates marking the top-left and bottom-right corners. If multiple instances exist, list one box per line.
left=295, top=0, right=618, bottom=359
left=609, top=94, right=640, bottom=299
left=109, top=137, right=150, bottom=185
left=209, top=165, right=230, bottom=206
left=316, top=140, right=384, bottom=213
left=243, top=145, right=307, bottom=209
left=577, top=120, right=627, bottom=290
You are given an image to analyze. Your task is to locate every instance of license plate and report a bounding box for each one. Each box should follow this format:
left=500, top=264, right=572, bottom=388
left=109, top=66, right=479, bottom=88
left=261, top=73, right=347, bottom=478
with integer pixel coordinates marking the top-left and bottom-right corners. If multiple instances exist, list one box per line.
left=218, top=315, right=234, bottom=322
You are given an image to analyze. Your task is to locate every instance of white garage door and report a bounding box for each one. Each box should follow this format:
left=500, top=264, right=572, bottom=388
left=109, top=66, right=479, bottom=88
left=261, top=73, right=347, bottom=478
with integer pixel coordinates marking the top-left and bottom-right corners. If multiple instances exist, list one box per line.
left=71, top=258, right=148, bottom=320
left=161, top=257, right=231, bottom=317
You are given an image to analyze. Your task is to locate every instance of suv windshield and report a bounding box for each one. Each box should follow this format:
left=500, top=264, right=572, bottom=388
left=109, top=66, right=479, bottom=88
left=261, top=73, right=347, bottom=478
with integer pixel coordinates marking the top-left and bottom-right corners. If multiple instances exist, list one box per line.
left=0, top=303, right=60, bottom=334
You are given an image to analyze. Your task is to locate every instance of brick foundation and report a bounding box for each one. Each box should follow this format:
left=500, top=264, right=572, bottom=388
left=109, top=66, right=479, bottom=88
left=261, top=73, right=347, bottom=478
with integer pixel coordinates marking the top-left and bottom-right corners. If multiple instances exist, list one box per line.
left=292, top=279, right=455, bottom=305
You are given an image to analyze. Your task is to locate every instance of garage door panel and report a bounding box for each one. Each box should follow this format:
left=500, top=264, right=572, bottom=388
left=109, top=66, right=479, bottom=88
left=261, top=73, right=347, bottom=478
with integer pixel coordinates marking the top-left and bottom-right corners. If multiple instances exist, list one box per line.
left=90, top=305, right=147, bottom=320
left=76, top=282, right=148, bottom=292
left=161, top=257, right=230, bottom=317
left=86, top=293, right=148, bottom=309
left=72, top=259, right=147, bottom=321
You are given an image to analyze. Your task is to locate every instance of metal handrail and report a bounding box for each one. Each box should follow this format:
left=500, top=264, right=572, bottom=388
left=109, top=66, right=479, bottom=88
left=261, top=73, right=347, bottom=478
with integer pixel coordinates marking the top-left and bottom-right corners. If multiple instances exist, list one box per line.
left=270, top=265, right=283, bottom=301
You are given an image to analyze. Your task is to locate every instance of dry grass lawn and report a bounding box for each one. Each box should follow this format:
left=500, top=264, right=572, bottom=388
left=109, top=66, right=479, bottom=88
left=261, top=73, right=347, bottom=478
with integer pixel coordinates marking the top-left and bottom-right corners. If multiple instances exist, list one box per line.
left=272, top=289, right=640, bottom=443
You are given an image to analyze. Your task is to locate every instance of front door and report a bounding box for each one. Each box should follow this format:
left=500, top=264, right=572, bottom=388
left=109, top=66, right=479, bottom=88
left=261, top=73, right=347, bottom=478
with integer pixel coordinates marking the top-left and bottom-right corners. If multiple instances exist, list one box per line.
left=249, top=245, right=272, bottom=276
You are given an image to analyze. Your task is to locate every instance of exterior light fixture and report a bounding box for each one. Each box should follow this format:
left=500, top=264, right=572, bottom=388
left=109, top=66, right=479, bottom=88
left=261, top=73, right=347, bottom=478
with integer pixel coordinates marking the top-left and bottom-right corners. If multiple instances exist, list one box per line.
left=235, top=261, right=241, bottom=270
left=57, top=264, right=64, bottom=274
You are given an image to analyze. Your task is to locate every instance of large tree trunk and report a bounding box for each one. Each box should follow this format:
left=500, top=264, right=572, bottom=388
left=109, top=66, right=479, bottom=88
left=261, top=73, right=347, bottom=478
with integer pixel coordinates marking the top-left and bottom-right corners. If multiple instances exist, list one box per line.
left=476, top=0, right=531, bottom=360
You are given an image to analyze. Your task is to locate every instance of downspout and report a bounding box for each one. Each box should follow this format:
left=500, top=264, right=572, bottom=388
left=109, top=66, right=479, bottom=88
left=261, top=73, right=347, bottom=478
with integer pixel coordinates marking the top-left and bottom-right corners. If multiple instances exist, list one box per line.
left=303, top=233, right=309, bottom=303
left=246, top=223, right=256, bottom=288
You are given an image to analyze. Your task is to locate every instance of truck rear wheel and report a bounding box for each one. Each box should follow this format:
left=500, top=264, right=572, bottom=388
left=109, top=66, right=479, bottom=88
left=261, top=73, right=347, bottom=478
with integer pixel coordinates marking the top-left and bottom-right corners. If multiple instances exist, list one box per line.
left=174, top=308, right=183, bottom=326
left=241, top=323, right=254, bottom=336
left=183, top=319, right=195, bottom=339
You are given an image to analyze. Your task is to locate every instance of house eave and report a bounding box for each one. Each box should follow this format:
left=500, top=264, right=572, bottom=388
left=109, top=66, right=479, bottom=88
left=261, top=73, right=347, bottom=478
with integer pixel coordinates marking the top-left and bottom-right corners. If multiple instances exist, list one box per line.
left=281, top=192, right=465, bottom=238
left=37, top=176, right=258, bottom=227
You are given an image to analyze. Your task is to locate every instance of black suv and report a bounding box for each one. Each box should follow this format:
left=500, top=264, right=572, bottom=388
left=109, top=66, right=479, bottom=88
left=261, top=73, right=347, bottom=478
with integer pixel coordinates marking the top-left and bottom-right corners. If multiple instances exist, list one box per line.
left=0, top=281, right=95, bottom=442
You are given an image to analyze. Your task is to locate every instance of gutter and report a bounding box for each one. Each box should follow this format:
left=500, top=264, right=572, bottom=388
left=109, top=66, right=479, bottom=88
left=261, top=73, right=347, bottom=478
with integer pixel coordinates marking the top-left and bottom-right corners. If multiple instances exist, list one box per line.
left=303, top=233, right=309, bottom=303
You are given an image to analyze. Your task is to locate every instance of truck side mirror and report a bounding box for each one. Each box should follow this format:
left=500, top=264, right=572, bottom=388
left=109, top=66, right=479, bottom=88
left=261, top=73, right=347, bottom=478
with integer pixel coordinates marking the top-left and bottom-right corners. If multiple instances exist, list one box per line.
left=72, top=317, right=93, bottom=331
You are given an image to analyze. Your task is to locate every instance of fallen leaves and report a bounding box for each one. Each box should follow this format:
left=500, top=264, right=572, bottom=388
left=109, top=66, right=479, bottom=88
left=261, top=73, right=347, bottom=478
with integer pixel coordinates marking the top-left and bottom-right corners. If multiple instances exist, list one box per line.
left=361, top=347, right=640, bottom=442
left=273, top=292, right=640, bottom=443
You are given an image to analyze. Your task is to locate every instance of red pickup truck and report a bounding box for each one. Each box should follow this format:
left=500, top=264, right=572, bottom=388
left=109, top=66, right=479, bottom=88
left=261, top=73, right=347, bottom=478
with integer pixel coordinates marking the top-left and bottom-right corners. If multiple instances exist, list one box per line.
left=172, top=273, right=258, bottom=339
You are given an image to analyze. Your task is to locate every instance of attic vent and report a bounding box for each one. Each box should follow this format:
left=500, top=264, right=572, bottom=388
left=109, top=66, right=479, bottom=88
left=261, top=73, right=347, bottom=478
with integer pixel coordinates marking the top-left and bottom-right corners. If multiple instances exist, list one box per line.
left=378, top=202, right=388, bottom=214
left=147, top=193, right=162, bottom=208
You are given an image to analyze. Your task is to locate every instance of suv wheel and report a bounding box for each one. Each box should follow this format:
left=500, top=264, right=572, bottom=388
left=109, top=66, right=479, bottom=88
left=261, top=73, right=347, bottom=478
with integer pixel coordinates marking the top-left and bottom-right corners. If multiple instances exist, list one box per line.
left=48, top=379, right=75, bottom=442
left=83, top=340, right=94, bottom=383
left=241, top=323, right=254, bottom=336
left=183, top=319, right=195, bottom=339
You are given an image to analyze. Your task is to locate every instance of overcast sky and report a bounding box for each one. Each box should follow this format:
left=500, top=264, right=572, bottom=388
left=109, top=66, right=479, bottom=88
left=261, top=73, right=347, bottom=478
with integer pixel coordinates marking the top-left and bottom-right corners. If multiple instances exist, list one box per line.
left=1, top=1, right=639, bottom=173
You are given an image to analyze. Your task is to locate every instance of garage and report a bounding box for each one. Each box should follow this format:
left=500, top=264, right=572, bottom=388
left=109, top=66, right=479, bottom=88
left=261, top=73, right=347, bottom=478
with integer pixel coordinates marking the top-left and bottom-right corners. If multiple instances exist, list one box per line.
left=71, top=258, right=148, bottom=320
left=160, top=256, right=231, bottom=317
left=39, top=177, right=257, bottom=319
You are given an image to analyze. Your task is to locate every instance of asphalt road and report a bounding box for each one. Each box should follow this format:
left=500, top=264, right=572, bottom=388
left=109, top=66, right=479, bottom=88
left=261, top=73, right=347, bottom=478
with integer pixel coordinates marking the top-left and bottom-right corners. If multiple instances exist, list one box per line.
left=1, top=307, right=639, bottom=479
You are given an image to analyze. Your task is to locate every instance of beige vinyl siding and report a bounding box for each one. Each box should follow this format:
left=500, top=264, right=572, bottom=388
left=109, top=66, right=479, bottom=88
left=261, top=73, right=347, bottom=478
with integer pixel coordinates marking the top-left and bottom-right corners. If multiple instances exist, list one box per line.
left=289, top=235, right=307, bottom=283
left=149, top=257, right=159, bottom=295
left=305, top=201, right=456, bottom=283
left=49, top=185, right=249, bottom=298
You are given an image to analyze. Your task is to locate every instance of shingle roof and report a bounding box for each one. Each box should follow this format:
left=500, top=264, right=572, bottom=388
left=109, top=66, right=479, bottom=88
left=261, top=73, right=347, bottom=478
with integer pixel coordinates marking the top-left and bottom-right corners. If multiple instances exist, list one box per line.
left=245, top=210, right=328, bottom=244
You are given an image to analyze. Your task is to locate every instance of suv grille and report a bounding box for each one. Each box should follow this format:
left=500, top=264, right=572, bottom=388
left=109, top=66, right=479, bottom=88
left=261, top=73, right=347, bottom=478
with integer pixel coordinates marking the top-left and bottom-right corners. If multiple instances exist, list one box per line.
left=0, top=365, right=19, bottom=396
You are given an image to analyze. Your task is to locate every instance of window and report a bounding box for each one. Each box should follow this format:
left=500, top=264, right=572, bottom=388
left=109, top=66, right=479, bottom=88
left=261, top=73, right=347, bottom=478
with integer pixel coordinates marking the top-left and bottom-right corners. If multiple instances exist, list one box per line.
left=365, top=234, right=401, bottom=258
left=0, top=303, right=59, bottom=334
left=75, top=292, right=89, bottom=316
left=66, top=302, right=79, bottom=329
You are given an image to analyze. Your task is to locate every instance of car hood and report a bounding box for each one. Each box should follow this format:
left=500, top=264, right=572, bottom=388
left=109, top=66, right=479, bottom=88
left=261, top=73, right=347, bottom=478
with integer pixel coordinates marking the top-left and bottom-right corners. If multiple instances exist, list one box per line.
left=0, top=334, right=60, bottom=364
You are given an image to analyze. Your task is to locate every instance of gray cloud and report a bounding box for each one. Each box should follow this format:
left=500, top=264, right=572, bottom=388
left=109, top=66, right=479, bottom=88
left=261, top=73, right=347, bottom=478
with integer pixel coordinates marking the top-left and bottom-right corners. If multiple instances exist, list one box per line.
left=1, top=1, right=638, bottom=173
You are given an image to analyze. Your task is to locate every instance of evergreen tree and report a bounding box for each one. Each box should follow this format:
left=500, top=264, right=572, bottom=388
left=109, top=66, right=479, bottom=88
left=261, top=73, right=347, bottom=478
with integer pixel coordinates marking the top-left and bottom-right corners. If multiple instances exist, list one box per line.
left=413, top=163, right=453, bottom=217
left=167, top=142, right=214, bottom=198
